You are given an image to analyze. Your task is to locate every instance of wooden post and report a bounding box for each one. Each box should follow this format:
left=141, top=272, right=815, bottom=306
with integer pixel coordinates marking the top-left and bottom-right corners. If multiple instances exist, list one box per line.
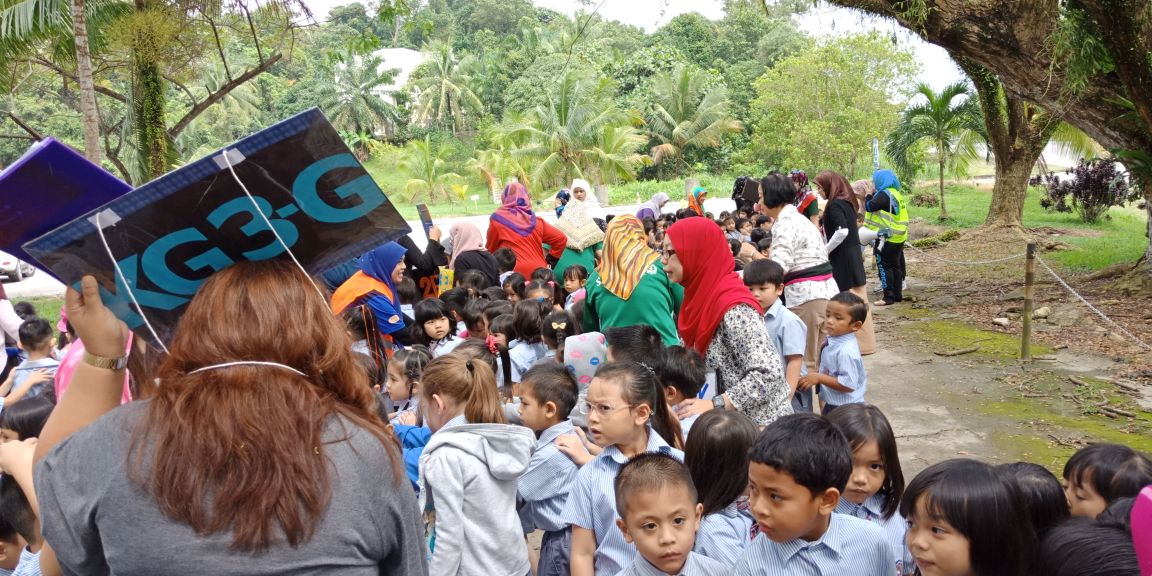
left=685, top=178, right=700, bottom=199
left=1020, top=242, right=1036, bottom=361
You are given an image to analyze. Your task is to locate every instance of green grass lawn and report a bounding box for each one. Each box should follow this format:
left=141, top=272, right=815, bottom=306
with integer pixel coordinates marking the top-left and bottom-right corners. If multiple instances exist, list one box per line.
left=8, top=295, right=64, bottom=328
left=918, top=183, right=1146, bottom=272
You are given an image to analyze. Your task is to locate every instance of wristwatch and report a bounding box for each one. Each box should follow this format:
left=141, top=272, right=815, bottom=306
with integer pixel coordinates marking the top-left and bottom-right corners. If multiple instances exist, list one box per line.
left=82, top=351, right=129, bottom=370
left=711, top=395, right=725, bottom=410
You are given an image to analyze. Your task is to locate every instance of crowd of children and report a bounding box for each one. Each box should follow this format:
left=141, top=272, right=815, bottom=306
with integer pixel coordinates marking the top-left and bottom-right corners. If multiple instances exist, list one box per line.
left=0, top=184, right=1149, bottom=576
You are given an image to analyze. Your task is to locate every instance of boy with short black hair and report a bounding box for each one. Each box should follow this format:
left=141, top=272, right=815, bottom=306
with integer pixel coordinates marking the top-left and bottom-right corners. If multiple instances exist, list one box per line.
left=656, top=346, right=706, bottom=441
left=742, top=260, right=807, bottom=412
left=517, top=364, right=581, bottom=576
left=0, top=318, right=57, bottom=408
left=0, top=514, right=21, bottom=575
left=798, top=291, right=867, bottom=415
left=494, top=248, right=517, bottom=284
left=735, top=413, right=892, bottom=575
left=0, top=474, right=39, bottom=576
left=613, top=453, right=725, bottom=576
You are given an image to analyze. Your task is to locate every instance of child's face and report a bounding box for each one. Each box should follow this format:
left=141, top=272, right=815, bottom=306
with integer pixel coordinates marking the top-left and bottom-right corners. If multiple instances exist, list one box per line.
left=1063, top=474, right=1108, bottom=518
left=585, top=376, right=646, bottom=447
left=517, top=384, right=556, bottom=432
left=616, top=484, right=703, bottom=575
left=386, top=362, right=413, bottom=403
left=504, top=284, right=520, bottom=302
left=739, top=222, right=753, bottom=236
left=747, top=282, right=783, bottom=312
left=493, top=332, right=508, bottom=348
left=843, top=441, right=885, bottom=505
left=906, top=495, right=972, bottom=576
left=746, top=462, right=832, bottom=543
left=563, top=276, right=584, bottom=294
left=0, top=429, right=18, bottom=443
left=724, top=220, right=735, bottom=231
left=469, top=318, right=489, bottom=340
left=424, top=316, right=451, bottom=341
left=823, top=301, right=862, bottom=337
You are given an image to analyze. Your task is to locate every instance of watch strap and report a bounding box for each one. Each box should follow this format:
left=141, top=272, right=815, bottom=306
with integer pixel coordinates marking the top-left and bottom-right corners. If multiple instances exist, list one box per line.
left=82, top=351, right=129, bottom=370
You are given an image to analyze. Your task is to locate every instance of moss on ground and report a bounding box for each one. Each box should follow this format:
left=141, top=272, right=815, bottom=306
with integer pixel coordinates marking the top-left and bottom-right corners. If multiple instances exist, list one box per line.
left=903, top=318, right=1050, bottom=359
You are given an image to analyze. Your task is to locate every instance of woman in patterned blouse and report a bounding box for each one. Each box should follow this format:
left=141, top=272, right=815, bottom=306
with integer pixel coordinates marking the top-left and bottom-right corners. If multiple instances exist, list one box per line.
left=661, top=217, right=792, bottom=427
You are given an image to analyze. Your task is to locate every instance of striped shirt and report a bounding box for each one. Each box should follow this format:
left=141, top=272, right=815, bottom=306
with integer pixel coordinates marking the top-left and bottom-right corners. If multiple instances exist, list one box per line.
left=562, top=428, right=683, bottom=576
left=694, top=500, right=755, bottom=568
left=12, top=548, right=40, bottom=576
left=732, top=512, right=893, bottom=576
left=613, top=551, right=727, bottom=576
left=836, top=495, right=915, bottom=576
left=518, top=420, right=579, bottom=533
left=817, top=333, right=866, bottom=407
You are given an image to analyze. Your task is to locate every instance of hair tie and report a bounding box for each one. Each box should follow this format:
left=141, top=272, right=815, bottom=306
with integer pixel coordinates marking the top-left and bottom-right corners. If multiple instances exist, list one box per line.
left=485, top=334, right=500, bottom=354
left=465, top=359, right=475, bottom=373
left=552, top=321, right=567, bottom=330
left=548, top=280, right=556, bottom=288
left=638, top=362, right=656, bottom=377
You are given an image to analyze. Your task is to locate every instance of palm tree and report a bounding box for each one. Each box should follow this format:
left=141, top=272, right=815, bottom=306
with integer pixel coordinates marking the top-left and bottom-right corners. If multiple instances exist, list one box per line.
left=646, top=66, right=743, bottom=177
left=886, top=81, right=986, bottom=219
left=506, top=71, right=646, bottom=190
left=317, top=49, right=400, bottom=139
left=402, top=136, right=462, bottom=203
left=409, top=42, right=482, bottom=134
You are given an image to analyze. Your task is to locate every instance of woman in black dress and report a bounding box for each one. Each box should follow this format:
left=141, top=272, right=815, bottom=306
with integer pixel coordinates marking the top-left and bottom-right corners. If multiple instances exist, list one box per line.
left=815, top=170, right=875, bottom=354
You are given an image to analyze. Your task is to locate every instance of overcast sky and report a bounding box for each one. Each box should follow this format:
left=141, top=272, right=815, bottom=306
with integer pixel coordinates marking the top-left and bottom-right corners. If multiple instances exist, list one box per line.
left=301, top=0, right=965, bottom=89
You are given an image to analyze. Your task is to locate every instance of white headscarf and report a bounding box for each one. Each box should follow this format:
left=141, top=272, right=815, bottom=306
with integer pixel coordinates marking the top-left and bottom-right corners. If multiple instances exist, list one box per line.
left=638, top=192, right=668, bottom=218
left=570, top=178, right=603, bottom=219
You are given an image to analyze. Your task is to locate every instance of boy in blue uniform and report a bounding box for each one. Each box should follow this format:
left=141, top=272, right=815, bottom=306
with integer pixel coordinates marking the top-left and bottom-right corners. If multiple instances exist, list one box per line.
left=734, top=413, right=893, bottom=575
left=798, top=291, right=868, bottom=415
left=612, top=453, right=725, bottom=576
left=743, top=260, right=808, bottom=412
left=517, top=364, right=581, bottom=576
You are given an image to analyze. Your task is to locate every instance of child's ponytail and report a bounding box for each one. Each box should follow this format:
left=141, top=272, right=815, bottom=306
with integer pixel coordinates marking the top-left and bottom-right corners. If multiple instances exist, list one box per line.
left=597, top=361, right=683, bottom=450
left=422, top=353, right=506, bottom=425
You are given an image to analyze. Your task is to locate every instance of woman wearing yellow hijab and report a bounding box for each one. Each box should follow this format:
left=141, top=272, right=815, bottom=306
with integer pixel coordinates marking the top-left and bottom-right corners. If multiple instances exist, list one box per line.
left=582, top=214, right=684, bottom=345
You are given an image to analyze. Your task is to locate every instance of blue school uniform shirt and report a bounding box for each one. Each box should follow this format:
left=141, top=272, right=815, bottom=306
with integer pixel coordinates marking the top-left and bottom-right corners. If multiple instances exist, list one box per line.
left=732, top=512, right=893, bottom=576
left=518, top=420, right=579, bottom=533
left=817, top=333, right=866, bottom=406
left=12, top=548, right=40, bottom=576
left=11, top=357, right=58, bottom=398
left=562, top=428, right=684, bottom=576
left=430, top=335, right=464, bottom=357
left=762, top=299, right=807, bottom=371
left=613, top=551, right=727, bottom=576
left=694, top=500, right=755, bottom=568
left=836, top=494, right=914, bottom=576
left=509, top=341, right=548, bottom=382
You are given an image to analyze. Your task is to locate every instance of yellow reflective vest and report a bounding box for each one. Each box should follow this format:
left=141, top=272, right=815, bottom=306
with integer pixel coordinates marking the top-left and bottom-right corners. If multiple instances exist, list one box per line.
left=864, top=187, right=909, bottom=244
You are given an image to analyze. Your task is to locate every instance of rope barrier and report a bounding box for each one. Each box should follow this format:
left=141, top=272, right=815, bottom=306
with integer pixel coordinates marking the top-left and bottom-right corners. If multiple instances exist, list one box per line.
left=1034, top=254, right=1152, bottom=352
left=904, top=243, right=1028, bottom=265
left=897, top=242, right=1151, bottom=351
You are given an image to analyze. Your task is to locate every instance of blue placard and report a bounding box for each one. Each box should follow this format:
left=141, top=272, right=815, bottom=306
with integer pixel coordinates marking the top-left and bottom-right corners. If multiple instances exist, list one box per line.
left=23, top=109, right=411, bottom=347
left=0, top=138, right=134, bottom=276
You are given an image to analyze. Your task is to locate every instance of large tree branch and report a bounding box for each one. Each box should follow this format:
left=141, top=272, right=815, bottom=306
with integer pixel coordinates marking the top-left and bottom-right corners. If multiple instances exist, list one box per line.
left=3, top=111, right=44, bottom=140
left=31, top=57, right=128, bottom=103
left=167, top=52, right=283, bottom=138
left=1078, top=0, right=1152, bottom=133
left=815, top=0, right=1147, bottom=153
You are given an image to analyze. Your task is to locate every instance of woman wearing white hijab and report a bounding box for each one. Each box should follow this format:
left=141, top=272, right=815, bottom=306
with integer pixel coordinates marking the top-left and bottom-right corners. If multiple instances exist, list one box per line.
left=570, top=178, right=603, bottom=220
left=553, top=197, right=605, bottom=280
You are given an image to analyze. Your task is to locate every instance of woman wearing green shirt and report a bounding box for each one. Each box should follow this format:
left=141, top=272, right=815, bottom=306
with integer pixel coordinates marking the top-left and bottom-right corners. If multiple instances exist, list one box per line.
left=582, top=214, right=683, bottom=346
left=552, top=197, right=604, bottom=280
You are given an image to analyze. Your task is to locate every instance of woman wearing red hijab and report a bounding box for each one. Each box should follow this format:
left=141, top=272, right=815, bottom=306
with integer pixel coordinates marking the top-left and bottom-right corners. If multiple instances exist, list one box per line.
left=663, top=217, right=791, bottom=427
left=486, top=182, right=568, bottom=277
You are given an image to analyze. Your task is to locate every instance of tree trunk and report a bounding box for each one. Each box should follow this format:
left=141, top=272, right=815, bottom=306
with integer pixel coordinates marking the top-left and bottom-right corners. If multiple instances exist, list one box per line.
left=134, top=57, right=170, bottom=180
left=983, top=151, right=1034, bottom=227
left=937, top=157, right=948, bottom=219
left=72, top=0, right=101, bottom=164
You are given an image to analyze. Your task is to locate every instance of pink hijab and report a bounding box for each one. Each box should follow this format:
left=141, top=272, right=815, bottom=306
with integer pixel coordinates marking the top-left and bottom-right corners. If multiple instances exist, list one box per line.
left=449, top=222, right=486, bottom=268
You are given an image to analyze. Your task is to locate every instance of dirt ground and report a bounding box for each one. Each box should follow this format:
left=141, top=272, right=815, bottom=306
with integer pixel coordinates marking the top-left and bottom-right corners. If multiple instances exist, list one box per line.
left=869, top=230, right=1152, bottom=477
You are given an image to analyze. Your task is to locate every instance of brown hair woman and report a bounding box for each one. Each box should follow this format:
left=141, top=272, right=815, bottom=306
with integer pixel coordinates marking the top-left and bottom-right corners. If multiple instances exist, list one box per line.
left=815, top=170, right=876, bottom=355
left=34, top=261, right=426, bottom=574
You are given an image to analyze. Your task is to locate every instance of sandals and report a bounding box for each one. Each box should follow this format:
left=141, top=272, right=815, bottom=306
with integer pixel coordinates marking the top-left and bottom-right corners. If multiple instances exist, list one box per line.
left=873, top=300, right=890, bottom=307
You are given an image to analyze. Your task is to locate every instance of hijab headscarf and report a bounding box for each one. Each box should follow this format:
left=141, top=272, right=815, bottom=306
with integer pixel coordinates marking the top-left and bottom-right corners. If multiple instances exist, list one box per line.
left=491, top=182, right=537, bottom=237
left=666, top=218, right=761, bottom=355
left=554, top=189, right=571, bottom=218
left=448, top=222, right=486, bottom=268
left=337, top=241, right=407, bottom=335
left=360, top=241, right=406, bottom=293
left=554, top=198, right=605, bottom=251
left=598, top=214, right=661, bottom=300
left=571, top=178, right=603, bottom=220
left=638, top=192, right=668, bottom=219
left=870, top=169, right=903, bottom=215
left=687, top=186, right=707, bottom=216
